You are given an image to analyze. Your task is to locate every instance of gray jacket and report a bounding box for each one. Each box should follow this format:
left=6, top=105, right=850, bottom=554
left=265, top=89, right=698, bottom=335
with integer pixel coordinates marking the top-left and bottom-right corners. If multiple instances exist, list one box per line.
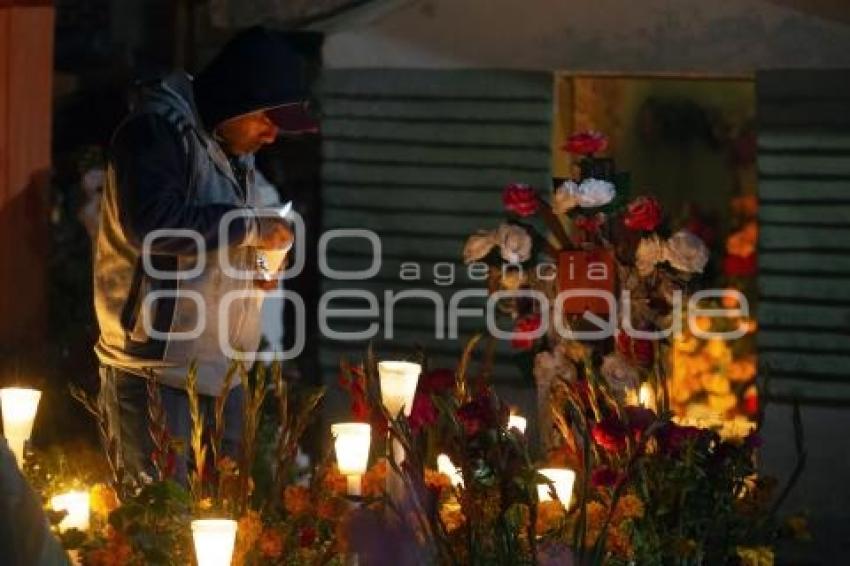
left=94, top=72, right=267, bottom=395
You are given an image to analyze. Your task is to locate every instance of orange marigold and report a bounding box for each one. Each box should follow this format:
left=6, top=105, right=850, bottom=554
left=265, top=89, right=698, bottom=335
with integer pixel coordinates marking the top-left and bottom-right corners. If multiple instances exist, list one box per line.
left=259, top=528, right=284, bottom=559
left=89, top=483, right=119, bottom=519
left=284, top=485, right=311, bottom=516
left=362, top=458, right=388, bottom=498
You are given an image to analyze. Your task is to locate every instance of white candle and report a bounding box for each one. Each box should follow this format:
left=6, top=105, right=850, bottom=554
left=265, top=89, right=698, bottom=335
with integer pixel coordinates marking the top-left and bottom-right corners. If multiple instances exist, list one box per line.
left=378, top=361, right=420, bottom=504
left=191, top=519, right=238, bottom=566
left=639, top=383, right=656, bottom=411
left=332, top=422, right=372, bottom=496
left=436, top=454, right=464, bottom=488
left=378, top=361, right=421, bottom=417
left=537, top=468, right=576, bottom=508
left=51, top=490, right=90, bottom=532
left=508, top=415, right=527, bottom=434
left=0, top=387, right=41, bottom=468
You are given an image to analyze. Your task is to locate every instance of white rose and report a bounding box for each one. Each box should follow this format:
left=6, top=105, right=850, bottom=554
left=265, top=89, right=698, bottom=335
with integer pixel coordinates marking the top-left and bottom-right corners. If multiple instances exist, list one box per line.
left=497, top=224, right=532, bottom=264
left=664, top=230, right=709, bottom=273
left=635, top=234, right=665, bottom=276
left=576, top=178, right=616, bottom=208
left=463, top=231, right=498, bottom=263
left=601, top=353, right=639, bottom=393
left=552, top=181, right=579, bottom=214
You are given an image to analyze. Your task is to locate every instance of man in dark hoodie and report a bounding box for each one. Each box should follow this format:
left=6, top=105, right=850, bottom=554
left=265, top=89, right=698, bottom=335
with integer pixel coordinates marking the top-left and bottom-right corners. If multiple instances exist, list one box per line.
left=93, top=27, right=314, bottom=482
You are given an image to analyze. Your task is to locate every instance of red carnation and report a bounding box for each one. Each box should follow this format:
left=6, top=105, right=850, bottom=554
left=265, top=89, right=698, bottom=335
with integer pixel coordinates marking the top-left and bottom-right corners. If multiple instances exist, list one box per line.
left=511, top=313, right=542, bottom=350
left=723, top=253, right=757, bottom=277
left=562, top=130, right=608, bottom=156
left=623, top=196, right=662, bottom=232
left=502, top=183, right=539, bottom=217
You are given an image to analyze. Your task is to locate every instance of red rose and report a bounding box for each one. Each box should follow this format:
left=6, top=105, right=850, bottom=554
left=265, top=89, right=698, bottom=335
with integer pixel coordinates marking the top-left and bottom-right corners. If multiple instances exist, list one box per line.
left=511, top=313, right=542, bottom=350
left=723, top=253, right=757, bottom=277
left=616, top=332, right=654, bottom=367
left=502, top=183, right=539, bottom=217
left=623, top=196, right=662, bottom=231
left=562, top=131, right=608, bottom=155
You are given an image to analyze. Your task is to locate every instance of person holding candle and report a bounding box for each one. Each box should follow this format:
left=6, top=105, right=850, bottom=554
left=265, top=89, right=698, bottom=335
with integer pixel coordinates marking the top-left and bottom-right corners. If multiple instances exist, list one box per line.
left=92, top=27, right=316, bottom=483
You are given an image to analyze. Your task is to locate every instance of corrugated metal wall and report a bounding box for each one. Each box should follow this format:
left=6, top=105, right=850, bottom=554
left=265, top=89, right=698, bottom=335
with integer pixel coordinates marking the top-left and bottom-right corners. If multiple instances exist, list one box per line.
left=757, top=69, right=850, bottom=405
left=318, top=69, right=553, bottom=387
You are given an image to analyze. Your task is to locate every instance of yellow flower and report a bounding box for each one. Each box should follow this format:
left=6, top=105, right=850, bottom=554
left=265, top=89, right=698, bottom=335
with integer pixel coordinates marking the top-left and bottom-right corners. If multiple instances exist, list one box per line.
left=736, top=546, right=774, bottom=566
left=729, top=357, right=757, bottom=382
left=424, top=468, right=452, bottom=495
left=439, top=500, right=465, bottom=533
left=535, top=500, right=566, bottom=534
left=89, top=483, right=119, bottom=519
left=284, top=485, right=311, bottom=516
left=708, top=392, right=737, bottom=413
left=612, top=493, right=644, bottom=521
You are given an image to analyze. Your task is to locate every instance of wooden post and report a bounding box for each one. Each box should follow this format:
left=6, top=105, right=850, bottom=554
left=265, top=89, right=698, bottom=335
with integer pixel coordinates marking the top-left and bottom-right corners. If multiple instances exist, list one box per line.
left=0, top=1, right=54, bottom=351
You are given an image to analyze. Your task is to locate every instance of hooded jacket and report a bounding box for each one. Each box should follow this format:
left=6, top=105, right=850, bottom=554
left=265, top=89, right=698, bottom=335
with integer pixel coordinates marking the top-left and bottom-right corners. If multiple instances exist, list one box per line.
left=93, top=71, right=269, bottom=396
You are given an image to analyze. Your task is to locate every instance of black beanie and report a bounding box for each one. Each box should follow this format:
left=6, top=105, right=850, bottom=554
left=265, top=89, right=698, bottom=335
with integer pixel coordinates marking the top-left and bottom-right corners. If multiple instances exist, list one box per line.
left=194, top=27, right=307, bottom=130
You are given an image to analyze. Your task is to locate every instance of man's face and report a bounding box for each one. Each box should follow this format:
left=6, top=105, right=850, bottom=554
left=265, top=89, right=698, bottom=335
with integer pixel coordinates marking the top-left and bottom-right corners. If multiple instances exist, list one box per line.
left=215, top=110, right=279, bottom=155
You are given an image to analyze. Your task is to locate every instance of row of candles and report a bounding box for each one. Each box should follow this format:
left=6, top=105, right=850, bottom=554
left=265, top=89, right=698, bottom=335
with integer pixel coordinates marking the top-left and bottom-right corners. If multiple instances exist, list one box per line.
left=0, top=363, right=578, bottom=566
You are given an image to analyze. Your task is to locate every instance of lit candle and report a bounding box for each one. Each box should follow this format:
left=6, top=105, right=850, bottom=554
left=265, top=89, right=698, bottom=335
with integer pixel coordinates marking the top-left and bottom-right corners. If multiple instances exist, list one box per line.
left=50, top=490, right=90, bottom=532
left=638, top=383, right=655, bottom=411
left=191, top=519, right=237, bottom=566
left=0, top=387, right=41, bottom=468
left=378, top=361, right=421, bottom=417
left=537, top=468, right=576, bottom=508
left=378, top=361, right=421, bottom=504
left=508, top=415, right=527, bottom=434
left=332, top=422, right=372, bottom=496
left=436, top=454, right=464, bottom=488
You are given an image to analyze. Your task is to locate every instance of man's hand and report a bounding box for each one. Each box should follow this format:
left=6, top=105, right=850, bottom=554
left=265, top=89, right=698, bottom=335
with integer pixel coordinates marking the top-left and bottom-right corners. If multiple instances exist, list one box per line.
left=257, top=218, right=293, bottom=250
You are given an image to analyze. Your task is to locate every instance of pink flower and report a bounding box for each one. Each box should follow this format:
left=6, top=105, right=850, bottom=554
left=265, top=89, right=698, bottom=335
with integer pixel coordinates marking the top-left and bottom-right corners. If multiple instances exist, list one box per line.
left=502, top=183, right=539, bottom=217
left=511, top=314, right=542, bottom=350
left=563, top=131, right=608, bottom=155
